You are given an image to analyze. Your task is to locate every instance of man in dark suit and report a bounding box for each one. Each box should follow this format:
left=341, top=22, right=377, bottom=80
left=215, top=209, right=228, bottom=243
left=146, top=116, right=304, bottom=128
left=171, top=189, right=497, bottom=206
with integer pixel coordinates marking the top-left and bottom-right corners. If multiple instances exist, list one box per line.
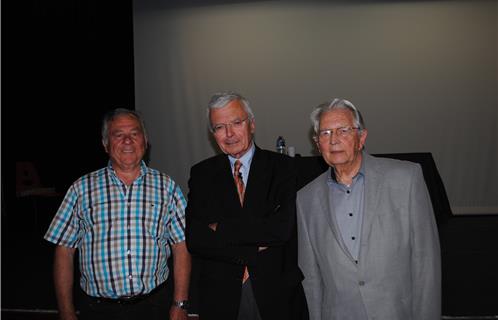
left=186, top=91, right=307, bottom=320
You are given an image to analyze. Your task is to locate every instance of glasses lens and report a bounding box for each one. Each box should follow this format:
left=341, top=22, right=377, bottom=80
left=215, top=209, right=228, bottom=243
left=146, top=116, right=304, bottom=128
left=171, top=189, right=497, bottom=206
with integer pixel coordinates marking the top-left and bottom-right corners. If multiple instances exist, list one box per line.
left=213, top=125, right=224, bottom=133
left=319, top=130, right=330, bottom=139
left=338, top=127, right=350, bottom=137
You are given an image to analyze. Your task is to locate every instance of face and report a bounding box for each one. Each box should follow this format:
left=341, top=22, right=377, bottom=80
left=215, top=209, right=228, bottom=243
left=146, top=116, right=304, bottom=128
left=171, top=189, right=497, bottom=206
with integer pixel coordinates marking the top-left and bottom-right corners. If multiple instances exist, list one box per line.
left=316, top=108, right=367, bottom=169
left=104, top=114, right=147, bottom=172
left=210, top=100, right=255, bottom=159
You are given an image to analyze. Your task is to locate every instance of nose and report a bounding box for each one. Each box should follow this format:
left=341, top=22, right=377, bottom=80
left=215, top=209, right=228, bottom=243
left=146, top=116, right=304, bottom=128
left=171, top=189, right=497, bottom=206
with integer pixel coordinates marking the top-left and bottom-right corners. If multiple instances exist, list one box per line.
left=329, top=132, right=340, bottom=145
left=123, top=135, right=133, bottom=144
left=225, top=124, right=234, bottom=137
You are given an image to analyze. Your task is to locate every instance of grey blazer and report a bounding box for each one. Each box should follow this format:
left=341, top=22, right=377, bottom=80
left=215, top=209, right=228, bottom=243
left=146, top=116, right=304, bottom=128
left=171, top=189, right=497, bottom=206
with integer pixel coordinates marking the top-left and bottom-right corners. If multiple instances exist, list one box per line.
left=297, top=153, right=441, bottom=320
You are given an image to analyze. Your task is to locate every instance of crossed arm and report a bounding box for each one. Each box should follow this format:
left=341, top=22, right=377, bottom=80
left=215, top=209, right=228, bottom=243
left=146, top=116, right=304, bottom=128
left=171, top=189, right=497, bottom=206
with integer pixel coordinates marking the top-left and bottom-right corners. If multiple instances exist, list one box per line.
left=186, top=163, right=297, bottom=266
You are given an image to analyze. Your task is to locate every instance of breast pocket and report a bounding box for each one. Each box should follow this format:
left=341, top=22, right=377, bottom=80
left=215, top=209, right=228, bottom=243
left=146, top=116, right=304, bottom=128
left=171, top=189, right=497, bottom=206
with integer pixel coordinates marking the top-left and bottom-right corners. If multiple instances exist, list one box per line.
left=141, top=200, right=168, bottom=241
left=78, top=202, right=110, bottom=233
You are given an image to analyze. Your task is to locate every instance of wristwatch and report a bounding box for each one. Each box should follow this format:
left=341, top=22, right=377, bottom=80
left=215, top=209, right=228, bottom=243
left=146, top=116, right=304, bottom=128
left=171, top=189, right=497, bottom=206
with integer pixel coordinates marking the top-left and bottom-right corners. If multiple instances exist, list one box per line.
left=172, top=300, right=189, bottom=311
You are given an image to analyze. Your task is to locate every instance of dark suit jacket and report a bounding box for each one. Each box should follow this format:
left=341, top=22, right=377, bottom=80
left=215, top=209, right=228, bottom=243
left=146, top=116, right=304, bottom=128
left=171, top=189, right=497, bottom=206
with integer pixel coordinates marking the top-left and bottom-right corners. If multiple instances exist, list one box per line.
left=186, top=146, right=308, bottom=320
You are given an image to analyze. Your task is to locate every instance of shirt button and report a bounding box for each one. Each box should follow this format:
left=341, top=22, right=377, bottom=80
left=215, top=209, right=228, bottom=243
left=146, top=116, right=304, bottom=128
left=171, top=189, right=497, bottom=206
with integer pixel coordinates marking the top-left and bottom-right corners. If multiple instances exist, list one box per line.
left=359, top=281, right=365, bottom=286
left=352, top=236, right=356, bottom=240
left=349, top=213, right=353, bottom=217
left=346, top=190, right=351, bottom=194
left=127, top=250, right=131, bottom=255
left=128, top=274, right=133, bottom=279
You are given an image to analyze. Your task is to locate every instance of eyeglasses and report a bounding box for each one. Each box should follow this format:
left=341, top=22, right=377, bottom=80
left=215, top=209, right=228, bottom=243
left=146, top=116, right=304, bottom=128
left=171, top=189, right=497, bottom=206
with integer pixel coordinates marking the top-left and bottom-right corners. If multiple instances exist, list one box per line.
left=316, top=126, right=359, bottom=140
left=212, top=117, right=250, bottom=134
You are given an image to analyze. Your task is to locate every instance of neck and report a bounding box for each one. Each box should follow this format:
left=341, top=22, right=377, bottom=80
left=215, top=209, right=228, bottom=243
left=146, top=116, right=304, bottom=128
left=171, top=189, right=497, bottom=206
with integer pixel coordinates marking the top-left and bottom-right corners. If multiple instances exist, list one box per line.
left=229, top=142, right=254, bottom=160
left=333, top=153, right=363, bottom=186
left=113, top=164, right=141, bottom=186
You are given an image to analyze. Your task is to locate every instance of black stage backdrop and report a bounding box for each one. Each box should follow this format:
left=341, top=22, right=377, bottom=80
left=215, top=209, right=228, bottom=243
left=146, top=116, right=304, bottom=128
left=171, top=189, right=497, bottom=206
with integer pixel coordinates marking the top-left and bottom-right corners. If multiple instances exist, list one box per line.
left=2, top=0, right=135, bottom=311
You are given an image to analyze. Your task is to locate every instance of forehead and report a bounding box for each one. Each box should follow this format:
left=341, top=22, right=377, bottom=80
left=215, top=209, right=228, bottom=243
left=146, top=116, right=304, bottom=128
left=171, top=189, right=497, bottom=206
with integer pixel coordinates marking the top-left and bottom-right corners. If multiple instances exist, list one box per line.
left=319, top=108, right=355, bottom=127
left=210, top=100, right=247, bottom=122
left=108, top=114, right=142, bottom=131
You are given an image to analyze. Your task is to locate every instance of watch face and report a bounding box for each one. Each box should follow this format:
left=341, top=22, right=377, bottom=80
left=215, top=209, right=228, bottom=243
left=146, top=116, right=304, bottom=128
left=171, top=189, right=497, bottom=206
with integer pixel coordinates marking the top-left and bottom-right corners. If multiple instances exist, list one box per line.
left=174, top=300, right=189, bottom=310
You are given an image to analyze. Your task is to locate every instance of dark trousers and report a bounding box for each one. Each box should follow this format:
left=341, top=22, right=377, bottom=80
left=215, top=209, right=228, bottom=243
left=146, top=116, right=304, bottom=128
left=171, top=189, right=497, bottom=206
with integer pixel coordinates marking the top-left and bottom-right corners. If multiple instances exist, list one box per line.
left=78, top=280, right=173, bottom=320
left=237, top=279, right=263, bottom=320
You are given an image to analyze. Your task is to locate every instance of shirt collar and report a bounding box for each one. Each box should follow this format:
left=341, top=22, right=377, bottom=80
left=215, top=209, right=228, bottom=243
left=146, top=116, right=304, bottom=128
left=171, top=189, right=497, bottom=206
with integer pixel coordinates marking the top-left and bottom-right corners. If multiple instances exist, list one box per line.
left=327, top=153, right=366, bottom=186
left=107, top=160, right=148, bottom=185
left=228, top=142, right=255, bottom=171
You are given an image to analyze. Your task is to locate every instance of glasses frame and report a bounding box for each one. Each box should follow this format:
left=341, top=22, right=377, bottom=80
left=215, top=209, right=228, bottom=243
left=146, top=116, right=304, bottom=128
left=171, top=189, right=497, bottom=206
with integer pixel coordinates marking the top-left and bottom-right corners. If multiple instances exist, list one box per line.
left=315, top=126, right=360, bottom=141
left=211, top=117, right=250, bottom=135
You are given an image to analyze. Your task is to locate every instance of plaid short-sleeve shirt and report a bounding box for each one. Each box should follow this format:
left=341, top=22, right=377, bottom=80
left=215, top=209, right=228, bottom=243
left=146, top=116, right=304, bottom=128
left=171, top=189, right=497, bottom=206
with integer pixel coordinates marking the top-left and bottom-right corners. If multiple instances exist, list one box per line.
left=44, top=161, right=187, bottom=298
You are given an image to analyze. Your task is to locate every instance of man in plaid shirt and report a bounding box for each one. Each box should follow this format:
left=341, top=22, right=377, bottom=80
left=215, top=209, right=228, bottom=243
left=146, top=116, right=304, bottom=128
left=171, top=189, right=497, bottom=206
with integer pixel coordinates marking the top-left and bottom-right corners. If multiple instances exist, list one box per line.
left=44, top=109, right=191, bottom=320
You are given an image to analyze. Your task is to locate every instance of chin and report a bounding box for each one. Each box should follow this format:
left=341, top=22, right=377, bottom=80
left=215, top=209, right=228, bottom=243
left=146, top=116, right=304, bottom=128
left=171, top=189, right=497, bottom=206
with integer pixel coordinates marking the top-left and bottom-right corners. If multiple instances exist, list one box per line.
left=223, top=146, right=240, bottom=154
left=327, top=157, right=347, bottom=166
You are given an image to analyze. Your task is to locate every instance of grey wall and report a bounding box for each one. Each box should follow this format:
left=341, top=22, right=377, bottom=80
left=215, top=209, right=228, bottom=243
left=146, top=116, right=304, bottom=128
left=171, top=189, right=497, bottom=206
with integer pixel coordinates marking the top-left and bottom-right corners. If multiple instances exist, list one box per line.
left=133, top=0, right=498, bottom=214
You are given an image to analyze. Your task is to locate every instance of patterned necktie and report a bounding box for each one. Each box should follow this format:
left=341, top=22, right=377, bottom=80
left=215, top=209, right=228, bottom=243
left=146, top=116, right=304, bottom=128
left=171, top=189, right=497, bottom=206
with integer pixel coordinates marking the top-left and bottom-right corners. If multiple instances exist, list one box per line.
left=233, top=160, right=249, bottom=283
left=233, top=160, right=245, bottom=205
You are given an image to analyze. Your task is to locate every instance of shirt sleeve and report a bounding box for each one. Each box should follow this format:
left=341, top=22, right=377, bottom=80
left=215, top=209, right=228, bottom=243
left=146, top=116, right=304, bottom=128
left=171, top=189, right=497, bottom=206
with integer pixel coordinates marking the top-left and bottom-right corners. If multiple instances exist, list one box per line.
left=44, top=185, right=82, bottom=248
left=167, top=182, right=187, bottom=244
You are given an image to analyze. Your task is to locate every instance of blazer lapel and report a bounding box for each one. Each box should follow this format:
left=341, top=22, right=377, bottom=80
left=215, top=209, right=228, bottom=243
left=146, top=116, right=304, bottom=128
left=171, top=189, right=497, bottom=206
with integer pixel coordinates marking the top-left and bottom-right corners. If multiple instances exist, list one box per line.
left=359, top=154, right=383, bottom=259
left=315, top=169, right=355, bottom=261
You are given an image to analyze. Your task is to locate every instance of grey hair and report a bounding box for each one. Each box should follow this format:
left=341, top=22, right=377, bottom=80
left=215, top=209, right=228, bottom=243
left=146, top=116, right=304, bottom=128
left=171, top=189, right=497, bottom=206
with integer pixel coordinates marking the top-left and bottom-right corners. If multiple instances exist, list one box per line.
left=310, top=98, right=366, bottom=134
left=101, top=108, right=148, bottom=147
left=206, top=91, right=255, bottom=132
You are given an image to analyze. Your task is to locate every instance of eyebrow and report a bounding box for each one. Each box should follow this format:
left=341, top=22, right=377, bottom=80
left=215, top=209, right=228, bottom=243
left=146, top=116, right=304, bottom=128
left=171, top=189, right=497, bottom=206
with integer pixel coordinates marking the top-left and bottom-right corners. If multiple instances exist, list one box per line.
left=111, top=127, right=142, bottom=134
left=320, top=125, right=352, bottom=130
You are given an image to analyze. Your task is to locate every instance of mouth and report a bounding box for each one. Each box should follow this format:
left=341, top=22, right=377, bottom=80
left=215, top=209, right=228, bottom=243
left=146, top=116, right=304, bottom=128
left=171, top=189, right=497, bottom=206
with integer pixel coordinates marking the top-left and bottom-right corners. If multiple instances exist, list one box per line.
left=224, top=139, right=239, bottom=146
left=329, top=150, right=345, bottom=155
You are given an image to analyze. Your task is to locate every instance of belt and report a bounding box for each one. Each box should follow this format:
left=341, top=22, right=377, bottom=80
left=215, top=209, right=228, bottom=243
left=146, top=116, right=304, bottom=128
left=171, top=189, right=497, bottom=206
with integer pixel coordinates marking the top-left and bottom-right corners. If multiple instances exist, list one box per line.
left=87, top=281, right=166, bottom=305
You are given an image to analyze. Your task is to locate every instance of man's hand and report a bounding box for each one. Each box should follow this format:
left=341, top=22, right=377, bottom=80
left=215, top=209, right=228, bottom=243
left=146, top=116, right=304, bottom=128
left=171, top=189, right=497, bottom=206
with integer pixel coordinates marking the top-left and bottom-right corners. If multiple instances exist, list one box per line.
left=169, top=306, right=188, bottom=320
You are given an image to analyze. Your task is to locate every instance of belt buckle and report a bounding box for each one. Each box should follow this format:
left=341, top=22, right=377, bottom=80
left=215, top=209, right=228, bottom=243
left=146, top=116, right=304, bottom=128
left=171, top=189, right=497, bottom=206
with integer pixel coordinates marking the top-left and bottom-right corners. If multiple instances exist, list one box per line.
left=118, top=295, right=140, bottom=304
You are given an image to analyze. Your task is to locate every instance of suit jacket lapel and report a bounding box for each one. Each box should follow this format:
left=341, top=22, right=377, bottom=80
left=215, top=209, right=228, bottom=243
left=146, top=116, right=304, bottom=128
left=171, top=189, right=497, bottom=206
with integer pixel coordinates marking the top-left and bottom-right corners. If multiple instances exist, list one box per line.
left=243, top=147, right=268, bottom=211
left=213, top=155, right=243, bottom=213
left=214, top=147, right=266, bottom=212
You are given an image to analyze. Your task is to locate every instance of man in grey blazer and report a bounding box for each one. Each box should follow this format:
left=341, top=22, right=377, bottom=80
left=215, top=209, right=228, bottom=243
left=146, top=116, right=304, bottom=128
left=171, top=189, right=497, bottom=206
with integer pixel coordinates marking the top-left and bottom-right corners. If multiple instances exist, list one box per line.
left=297, top=98, right=441, bottom=320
